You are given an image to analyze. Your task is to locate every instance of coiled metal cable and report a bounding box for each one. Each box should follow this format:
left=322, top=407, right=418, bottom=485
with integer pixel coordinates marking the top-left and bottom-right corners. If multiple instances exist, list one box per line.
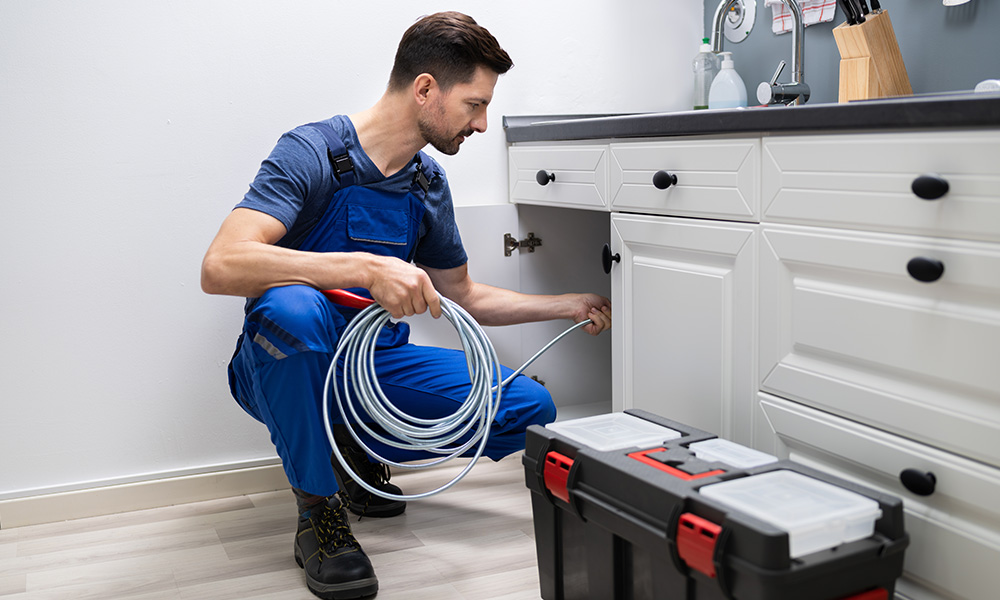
left=323, top=293, right=591, bottom=501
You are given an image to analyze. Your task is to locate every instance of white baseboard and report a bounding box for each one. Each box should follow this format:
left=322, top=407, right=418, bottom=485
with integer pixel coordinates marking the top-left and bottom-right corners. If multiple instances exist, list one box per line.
left=0, top=463, right=290, bottom=529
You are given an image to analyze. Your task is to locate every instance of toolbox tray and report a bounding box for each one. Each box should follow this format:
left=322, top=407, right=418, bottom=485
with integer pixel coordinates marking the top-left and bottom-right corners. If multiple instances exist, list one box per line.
left=522, top=409, right=908, bottom=600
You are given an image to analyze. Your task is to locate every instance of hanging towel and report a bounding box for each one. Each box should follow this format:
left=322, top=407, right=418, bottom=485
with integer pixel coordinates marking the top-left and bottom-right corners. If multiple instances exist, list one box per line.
left=764, top=0, right=837, bottom=34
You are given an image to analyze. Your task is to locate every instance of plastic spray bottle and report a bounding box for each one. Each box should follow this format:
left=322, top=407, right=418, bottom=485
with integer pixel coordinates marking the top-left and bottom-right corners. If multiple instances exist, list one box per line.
left=692, top=38, right=721, bottom=110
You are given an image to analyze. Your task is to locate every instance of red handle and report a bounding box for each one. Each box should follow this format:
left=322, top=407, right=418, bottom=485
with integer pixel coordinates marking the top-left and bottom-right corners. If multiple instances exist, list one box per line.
left=321, top=289, right=376, bottom=309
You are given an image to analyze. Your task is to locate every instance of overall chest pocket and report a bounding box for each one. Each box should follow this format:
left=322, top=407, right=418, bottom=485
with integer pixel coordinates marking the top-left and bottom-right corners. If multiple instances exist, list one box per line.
left=347, top=204, right=408, bottom=246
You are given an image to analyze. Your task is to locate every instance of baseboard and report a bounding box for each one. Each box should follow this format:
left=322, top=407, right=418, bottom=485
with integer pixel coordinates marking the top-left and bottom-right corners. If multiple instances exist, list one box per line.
left=0, top=463, right=289, bottom=529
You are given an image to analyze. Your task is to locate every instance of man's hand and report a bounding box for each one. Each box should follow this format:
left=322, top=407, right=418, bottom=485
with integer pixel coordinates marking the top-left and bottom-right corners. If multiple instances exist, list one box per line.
left=572, top=293, right=612, bottom=336
left=366, top=255, right=442, bottom=320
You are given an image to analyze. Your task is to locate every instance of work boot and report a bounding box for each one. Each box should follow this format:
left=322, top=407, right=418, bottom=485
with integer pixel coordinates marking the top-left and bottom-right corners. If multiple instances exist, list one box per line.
left=331, top=425, right=406, bottom=518
left=293, top=495, right=378, bottom=600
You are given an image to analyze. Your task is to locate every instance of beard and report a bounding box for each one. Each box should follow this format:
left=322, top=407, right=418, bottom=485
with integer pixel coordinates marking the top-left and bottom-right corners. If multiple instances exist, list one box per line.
left=418, top=104, right=474, bottom=156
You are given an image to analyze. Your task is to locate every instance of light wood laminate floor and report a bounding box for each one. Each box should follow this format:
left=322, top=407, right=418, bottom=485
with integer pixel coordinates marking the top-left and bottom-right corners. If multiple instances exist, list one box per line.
left=0, top=454, right=545, bottom=600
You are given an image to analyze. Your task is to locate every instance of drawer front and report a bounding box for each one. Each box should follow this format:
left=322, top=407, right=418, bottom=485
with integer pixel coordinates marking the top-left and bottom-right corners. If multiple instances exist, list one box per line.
left=759, top=224, right=1000, bottom=466
left=756, top=393, right=1000, bottom=600
left=508, top=144, right=608, bottom=210
left=609, top=138, right=759, bottom=221
left=762, top=130, right=1000, bottom=242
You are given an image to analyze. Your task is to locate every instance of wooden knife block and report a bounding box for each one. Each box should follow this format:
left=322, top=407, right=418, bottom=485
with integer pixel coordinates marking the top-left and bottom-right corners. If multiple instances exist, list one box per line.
left=832, top=10, right=911, bottom=103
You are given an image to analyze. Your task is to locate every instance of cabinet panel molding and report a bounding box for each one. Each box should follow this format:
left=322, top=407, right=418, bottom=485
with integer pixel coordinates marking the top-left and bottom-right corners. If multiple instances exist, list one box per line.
left=508, top=144, right=609, bottom=210
left=612, top=214, right=756, bottom=444
left=762, top=130, right=1000, bottom=242
left=610, top=138, right=759, bottom=221
left=756, top=393, right=1000, bottom=600
left=759, top=225, right=1000, bottom=466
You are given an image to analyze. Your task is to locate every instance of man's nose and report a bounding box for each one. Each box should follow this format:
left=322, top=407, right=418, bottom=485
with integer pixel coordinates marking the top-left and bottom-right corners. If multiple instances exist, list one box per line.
left=471, top=112, right=487, bottom=133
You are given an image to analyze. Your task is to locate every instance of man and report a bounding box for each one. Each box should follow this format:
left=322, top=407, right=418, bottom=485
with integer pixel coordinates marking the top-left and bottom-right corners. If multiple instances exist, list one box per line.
left=202, top=12, right=611, bottom=600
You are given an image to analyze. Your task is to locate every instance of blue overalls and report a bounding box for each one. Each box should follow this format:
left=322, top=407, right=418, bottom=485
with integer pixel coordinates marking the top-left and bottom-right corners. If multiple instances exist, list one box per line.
left=227, top=155, right=556, bottom=497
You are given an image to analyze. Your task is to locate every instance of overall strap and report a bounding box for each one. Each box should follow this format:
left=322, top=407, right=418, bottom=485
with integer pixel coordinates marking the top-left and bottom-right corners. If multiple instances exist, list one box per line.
left=306, top=121, right=355, bottom=188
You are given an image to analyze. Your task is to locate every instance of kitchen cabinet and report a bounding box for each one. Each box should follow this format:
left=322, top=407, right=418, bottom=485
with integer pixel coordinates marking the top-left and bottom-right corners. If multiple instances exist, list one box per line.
left=610, top=213, right=756, bottom=444
left=507, top=114, right=1000, bottom=600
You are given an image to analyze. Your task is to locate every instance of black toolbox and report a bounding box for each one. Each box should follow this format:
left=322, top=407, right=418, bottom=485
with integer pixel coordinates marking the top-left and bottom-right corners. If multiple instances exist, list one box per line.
left=522, top=409, right=908, bottom=600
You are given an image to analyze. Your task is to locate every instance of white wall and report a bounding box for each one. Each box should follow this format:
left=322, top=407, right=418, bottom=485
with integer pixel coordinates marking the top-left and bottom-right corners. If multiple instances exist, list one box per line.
left=0, top=1, right=702, bottom=501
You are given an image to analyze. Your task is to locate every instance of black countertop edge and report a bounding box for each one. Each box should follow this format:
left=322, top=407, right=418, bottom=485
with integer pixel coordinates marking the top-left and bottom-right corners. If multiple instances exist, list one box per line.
left=503, top=95, right=1000, bottom=143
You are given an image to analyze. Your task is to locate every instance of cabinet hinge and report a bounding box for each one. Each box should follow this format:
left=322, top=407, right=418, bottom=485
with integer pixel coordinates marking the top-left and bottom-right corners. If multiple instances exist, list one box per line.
left=504, top=232, right=543, bottom=257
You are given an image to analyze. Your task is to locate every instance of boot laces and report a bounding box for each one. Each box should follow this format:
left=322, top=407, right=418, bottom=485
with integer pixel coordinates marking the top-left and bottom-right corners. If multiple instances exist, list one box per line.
left=313, top=499, right=360, bottom=554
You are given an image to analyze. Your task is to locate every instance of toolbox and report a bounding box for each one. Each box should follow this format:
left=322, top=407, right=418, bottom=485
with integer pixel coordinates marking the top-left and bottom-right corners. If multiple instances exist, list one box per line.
left=523, top=410, right=908, bottom=600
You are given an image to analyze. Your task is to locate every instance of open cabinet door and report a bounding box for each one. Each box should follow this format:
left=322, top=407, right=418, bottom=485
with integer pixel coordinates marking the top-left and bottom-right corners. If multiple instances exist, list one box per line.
left=516, top=205, right=613, bottom=419
left=408, top=204, right=613, bottom=420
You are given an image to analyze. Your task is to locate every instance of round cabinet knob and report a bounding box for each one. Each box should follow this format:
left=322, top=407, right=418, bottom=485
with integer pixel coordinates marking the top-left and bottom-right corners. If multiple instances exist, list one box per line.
left=602, top=243, right=620, bottom=274
left=652, top=170, right=678, bottom=190
left=907, top=257, right=945, bottom=283
left=536, top=170, right=556, bottom=186
left=900, top=469, right=937, bottom=496
left=911, top=174, right=949, bottom=200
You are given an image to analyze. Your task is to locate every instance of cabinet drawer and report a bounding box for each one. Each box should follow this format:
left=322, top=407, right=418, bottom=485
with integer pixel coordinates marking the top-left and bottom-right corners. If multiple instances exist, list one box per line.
left=762, top=130, right=1000, bottom=242
left=508, top=144, right=608, bottom=210
left=609, top=138, right=759, bottom=221
left=759, top=224, right=1000, bottom=466
left=756, top=393, right=1000, bottom=600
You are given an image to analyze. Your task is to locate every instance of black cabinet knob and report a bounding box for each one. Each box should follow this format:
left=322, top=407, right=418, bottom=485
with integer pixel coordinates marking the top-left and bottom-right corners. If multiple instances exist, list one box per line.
left=652, top=170, right=678, bottom=190
left=907, top=257, right=945, bottom=283
left=900, top=469, right=937, bottom=496
left=536, top=170, right=555, bottom=186
left=911, top=174, right=949, bottom=200
left=602, top=243, right=620, bottom=274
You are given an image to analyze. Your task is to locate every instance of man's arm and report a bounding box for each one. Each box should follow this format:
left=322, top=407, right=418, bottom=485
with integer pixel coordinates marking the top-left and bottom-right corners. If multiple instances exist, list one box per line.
left=200, top=207, right=442, bottom=319
left=420, top=262, right=612, bottom=336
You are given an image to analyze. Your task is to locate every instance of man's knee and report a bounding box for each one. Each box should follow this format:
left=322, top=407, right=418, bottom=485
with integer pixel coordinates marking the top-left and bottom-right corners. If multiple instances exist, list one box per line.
left=249, top=285, right=345, bottom=353
left=508, top=375, right=556, bottom=429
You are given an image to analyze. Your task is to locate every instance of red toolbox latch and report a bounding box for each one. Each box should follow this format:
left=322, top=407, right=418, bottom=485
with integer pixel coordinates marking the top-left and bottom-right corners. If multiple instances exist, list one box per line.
left=677, top=512, right=722, bottom=579
left=543, top=451, right=573, bottom=503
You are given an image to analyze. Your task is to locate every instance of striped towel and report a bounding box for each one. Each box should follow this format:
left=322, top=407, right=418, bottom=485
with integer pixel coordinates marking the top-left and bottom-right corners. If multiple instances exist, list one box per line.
left=764, top=0, right=837, bottom=34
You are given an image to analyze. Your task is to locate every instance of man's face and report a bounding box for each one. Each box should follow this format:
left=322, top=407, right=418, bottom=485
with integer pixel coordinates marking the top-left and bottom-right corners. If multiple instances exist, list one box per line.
left=418, top=66, right=498, bottom=155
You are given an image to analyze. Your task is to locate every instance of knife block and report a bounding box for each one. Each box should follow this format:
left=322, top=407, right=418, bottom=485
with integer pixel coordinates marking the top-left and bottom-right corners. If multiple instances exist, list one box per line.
left=832, top=10, right=911, bottom=103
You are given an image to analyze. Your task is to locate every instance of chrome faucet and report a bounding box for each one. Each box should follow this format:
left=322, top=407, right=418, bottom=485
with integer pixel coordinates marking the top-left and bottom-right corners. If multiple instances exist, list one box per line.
left=757, top=0, right=810, bottom=105
left=710, top=0, right=737, bottom=53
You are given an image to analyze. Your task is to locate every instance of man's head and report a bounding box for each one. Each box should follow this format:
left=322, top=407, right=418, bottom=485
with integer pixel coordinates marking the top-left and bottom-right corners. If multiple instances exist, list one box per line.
left=389, top=12, right=512, bottom=156
left=388, top=12, right=512, bottom=94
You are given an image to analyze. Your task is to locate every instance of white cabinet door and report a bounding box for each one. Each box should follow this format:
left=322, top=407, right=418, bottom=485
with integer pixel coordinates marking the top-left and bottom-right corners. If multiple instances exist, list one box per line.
left=610, top=138, right=759, bottom=222
left=762, top=130, right=1000, bottom=243
left=508, top=144, right=609, bottom=210
left=756, top=393, right=1000, bottom=600
left=610, top=213, right=756, bottom=444
left=759, top=224, right=1000, bottom=466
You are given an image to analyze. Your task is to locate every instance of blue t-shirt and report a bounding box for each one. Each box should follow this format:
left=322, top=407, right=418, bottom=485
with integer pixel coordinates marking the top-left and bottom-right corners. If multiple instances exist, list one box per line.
left=235, top=115, right=468, bottom=270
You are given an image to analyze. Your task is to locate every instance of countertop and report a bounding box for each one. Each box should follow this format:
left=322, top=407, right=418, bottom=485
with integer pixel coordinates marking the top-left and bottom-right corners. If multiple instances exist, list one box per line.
left=503, top=94, right=1000, bottom=143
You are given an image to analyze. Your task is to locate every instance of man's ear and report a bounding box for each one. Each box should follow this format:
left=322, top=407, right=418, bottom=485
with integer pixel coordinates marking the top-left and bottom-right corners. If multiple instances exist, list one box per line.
left=413, top=73, right=437, bottom=106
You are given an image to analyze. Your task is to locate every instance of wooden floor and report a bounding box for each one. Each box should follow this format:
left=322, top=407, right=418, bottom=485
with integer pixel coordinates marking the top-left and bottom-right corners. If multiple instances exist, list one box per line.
left=0, top=454, right=545, bottom=600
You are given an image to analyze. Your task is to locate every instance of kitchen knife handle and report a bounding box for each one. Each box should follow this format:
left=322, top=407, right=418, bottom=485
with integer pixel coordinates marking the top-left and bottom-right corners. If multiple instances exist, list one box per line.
left=911, top=174, right=949, bottom=200
left=838, top=0, right=858, bottom=25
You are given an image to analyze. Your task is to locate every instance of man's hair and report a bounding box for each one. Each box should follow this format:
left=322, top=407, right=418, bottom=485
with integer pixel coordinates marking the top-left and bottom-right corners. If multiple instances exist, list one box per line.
left=388, top=12, right=513, bottom=92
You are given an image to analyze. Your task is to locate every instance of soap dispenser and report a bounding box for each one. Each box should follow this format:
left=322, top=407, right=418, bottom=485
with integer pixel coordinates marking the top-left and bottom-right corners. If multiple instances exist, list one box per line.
left=708, top=52, right=748, bottom=109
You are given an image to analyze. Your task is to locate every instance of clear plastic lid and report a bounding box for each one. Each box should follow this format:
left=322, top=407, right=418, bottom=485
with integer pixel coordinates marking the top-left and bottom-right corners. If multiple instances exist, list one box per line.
left=546, top=413, right=681, bottom=451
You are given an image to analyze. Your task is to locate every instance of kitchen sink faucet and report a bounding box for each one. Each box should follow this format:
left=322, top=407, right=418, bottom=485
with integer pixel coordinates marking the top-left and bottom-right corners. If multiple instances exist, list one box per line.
left=756, top=0, right=811, bottom=105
